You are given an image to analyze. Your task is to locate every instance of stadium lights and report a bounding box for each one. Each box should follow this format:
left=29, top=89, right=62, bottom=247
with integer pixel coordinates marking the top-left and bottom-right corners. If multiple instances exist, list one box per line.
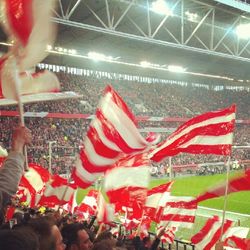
left=151, top=0, right=173, bottom=16
left=87, top=51, right=116, bottom=62
left=235, top=23, right=250, bottom=39
left=140, top=61, right=151, bottom=67
left=168, top=65, right=186, bottom=73
left=185, top=11, right=198, bottom=22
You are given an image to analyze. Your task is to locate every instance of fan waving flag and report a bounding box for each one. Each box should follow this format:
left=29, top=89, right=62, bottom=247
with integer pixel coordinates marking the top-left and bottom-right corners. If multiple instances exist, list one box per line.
left=192, top=169, right=250, bottom=204
left=72, top=85, right=154, bottom=188
left=150, top=105, right=236, bottom=162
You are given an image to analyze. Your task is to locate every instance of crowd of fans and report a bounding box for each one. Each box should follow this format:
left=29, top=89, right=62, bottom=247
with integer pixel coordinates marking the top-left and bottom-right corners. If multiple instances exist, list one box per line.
left=0, top=71, right=249, bottom=175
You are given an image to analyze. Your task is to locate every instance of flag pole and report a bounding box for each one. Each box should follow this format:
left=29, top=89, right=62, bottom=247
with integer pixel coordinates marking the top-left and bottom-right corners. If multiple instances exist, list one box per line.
left=219, top=156, right=231, bottom=241
left=169, top=157, right=172, bottom=181
left=12, top=56, right=29, bottom=171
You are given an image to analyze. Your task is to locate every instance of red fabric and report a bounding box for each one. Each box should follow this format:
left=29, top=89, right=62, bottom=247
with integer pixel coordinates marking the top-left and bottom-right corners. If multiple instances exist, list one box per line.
left=5, top=0, right=33, bottom=46
left=224, top=235, right=249, bottom=250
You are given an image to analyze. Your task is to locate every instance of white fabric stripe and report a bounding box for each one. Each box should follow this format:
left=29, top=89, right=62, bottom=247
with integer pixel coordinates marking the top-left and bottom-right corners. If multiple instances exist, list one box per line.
left=158, top=192, right=172, bottom=206
left=104, top=166, right=150, bottom=191
left=100, top=93, right=148, bottom=149
left=92, top=119, right=121, bottom=152
left=146, top=193, right=163, bottom=208
left=222, top=227, right=249, bottom=241
left=75, top=157, right=102, bottom=183
left=44, top=184, right=74, bottom=201
left=85, top=137, right=119, bottom=166
left=160, top=221, right=194, bottom=229
left=179, top=133, right=233, bottom=148
left=24, top=167, right=44, bottom=192
left=83, top=196, right=97, bottom=208
left=195, top=221, right=221, bottom=250
left=163, top=207, right=197, bottom=216
left=152, top=112, right=235, bottom=155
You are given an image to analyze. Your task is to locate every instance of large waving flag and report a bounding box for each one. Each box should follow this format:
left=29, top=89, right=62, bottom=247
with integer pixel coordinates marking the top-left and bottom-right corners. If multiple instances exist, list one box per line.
left=72, top=85, right=154, bottom=188
left=150, top=105, right=236, bottom=162
left=104, top=153, right=150, bottom=219
left=193, top=169, right=250, bottom=204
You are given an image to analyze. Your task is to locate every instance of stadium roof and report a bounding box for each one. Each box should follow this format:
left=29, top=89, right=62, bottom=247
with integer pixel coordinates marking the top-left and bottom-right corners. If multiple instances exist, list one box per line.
left=1, top=0, right=250, bottom=85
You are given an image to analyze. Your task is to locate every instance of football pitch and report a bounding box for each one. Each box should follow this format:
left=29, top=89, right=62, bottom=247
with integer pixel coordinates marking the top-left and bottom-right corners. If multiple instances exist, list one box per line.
left=77, top=172, right=250, bottom=239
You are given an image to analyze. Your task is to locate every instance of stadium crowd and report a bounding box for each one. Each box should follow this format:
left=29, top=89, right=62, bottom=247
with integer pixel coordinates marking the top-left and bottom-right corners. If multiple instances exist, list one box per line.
left=0, top=72, right=249, bottom=175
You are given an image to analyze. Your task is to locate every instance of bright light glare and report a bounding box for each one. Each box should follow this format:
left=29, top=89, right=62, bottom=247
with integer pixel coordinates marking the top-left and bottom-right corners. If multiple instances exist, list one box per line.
left=88, top=52, right=114, bottom=62
left=140, top=61, right=151, bottom=67
left=151, top=0, right=172, bottom=16
left=168, top=65, right=186, bottom=73
left=185, top=11, right=198, bottom=22
left=235, top=24, right=250, bottom=39
left=47, top=45, right=52, bottom=51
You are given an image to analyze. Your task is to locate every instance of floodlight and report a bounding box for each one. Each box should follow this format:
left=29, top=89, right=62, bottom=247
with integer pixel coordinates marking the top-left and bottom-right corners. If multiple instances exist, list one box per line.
left=235, top=23, right=250, bottom=39
left=151, top=0, right=172, bottom=16
left=140, top=61, right=151, bottom=67
left=47, top=45, right=52, bottom=51
left=168, top=65, right=186, bottom=73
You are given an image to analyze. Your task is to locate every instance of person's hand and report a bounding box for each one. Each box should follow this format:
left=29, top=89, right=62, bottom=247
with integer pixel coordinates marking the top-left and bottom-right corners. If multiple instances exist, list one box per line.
left=11, top=126, right=32, bottom=153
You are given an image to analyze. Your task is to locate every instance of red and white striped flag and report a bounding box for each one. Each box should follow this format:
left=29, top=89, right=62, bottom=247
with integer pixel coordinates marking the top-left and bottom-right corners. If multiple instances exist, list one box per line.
left=18, top=163, right=51, bottom=207
left=104, top=153, right=150, bottom=219
left=156, top=226, right=177, bottom=244
left=72, top=85, right=153, bottom=188
left=193, top=169, right=250, bottom=204
left=191, top=216, right=235, bottom=250
left=224, top=234, right=250, bottom=249
left=0, top=0, right=59, bottom=100
left=38, top=175, right=76, bottom=208
left=77, top=189, right=99, bottom=219
left=144, top=182, right=174, bottom=220
left=150, top=105, right=236, bottom=162
left=96, top=193, right=115, bottom=224
left=159, top=196, right=197, bottom=229
left=223, top=227, right=249, bottom=249
left=1, top=0, right=56, bottom=70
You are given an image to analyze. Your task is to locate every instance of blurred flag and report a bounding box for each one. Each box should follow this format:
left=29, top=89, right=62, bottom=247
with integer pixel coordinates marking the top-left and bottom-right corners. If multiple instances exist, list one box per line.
left=192, top=169, right=250, bottom=204
left=144, top=182, right=174, bottom=221
left=38, top=175, right=76, bottom=208
left=104, top=153, right=150, bottom=219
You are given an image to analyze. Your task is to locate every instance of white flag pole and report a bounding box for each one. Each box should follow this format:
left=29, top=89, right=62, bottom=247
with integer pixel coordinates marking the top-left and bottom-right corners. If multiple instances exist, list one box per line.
left=219, top=156, right=231, bottom=241
left=12, top=56, right=29, bottom=171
